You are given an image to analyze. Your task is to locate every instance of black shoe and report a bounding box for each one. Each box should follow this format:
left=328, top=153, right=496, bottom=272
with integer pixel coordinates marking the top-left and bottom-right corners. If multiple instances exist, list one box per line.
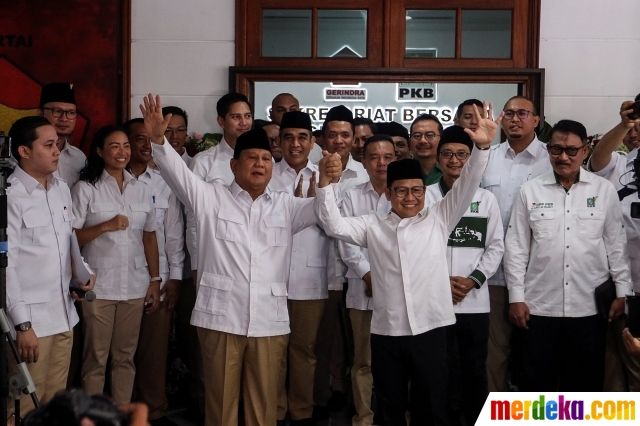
left=312, top=404, right=330, bottom=421
left=150, top=417, right=178, bottom=426
left=291, top=418, right=315, bottom=426
left=328, top=391, right=347, bottom=412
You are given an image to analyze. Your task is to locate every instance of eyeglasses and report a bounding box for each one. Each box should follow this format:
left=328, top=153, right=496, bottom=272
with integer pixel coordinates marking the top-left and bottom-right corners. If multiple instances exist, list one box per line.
left=503, top=109, right=534, bottom=120
left=440, top=150, right=470, bottom=160
left=389, top=185, right=425, bottom=198
left=42, top=107, right=77, bottom=119
left=410, top=132, right=440, bottom=142
left=547, top=145, right=585, bottom=157
left=164, top=127, right=187, bottom=136
left=268, top=137, right=278, bottom=145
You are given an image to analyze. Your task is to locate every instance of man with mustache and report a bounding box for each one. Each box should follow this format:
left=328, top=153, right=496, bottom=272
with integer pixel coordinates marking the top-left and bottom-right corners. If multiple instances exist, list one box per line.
left=505, top=119, right=632, bottom=391
left=480, top=95, right=551, bottom=392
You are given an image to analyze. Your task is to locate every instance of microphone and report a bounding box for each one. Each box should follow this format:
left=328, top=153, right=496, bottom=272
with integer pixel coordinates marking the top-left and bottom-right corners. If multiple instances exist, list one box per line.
left=69, top=285, right=96, bottom=302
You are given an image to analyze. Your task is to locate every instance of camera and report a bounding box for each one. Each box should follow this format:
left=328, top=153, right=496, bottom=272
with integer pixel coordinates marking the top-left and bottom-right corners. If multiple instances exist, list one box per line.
left=0, top=131, right=11, bottom=159
left=21, top=389, right=130, bottom=426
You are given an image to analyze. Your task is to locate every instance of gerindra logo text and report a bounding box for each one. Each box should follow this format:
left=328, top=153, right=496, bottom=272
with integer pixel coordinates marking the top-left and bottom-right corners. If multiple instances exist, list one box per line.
left=490, top=395, right=635, bottom=421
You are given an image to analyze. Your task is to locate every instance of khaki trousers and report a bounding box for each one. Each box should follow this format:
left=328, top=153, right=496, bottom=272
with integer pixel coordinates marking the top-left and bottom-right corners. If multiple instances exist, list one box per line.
left=604, top=317, right=640, bottom=391
left=198, top=328, right=288, bottom=426
left=6, top=331, right=73, bottom=421
left=134, top=305, right=173, bottom=420
left=487, top=285, right=513, bottom=392
left=277, top=299, right=325, bottom=421
left=350, top=308, right=374, bottom=426
left=81, top=298, right=144, bottom=404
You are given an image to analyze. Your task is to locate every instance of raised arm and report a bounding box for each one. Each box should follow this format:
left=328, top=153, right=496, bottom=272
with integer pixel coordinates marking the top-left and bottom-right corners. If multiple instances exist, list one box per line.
left=140, top=94, right=210, bottom=216
left=433, top=102, right=502, bottom=233
left=590, top=101, right=640, bottom=172
left=315, top=151, right=369, bottom=247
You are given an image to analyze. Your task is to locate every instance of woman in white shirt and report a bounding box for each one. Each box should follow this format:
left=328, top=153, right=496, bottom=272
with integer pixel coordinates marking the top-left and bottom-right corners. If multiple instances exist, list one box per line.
left=71, top=125, right=160, bottom=404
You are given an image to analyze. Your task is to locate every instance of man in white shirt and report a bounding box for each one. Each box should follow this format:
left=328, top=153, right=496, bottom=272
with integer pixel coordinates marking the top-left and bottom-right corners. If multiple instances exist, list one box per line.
left=269, top=111, right=329, bottom=426
left=314, top=105, right=369, bottom=419
left=426, top=126, right=504, bottom=425
left=38, top=82, right=87, bottom=189
left=162, top=106, right=192, bottom=165
left=351, top=117, right=377, bottom=163
left=480, top=95, right=551, bottom=392
left=587, top=100, right=640, bottom=391
left=315, top=103, right=500, bottom=425
left=505, top=119, right=632, bottom=391
left=6, top=116, right=95, bottom=418
left=124, top=118, right=185, bottom=424
left=338, top=135, right=395, bottom=426
left=140, top=94, right=320, bottom=426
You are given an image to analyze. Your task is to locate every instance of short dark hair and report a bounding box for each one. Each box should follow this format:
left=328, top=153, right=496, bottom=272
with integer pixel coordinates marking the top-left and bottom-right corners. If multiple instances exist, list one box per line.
left=162, top=106, right=188, bottom=128
left=504, top=95, right=538, bottom=115
left=455, top=99, right=483, bottom=118
left=79, top=125, right=128, bottom=185
left=363, top=134, right=394, bottom=156
left=635, top=93, right=640, bottom=102
left=409, top=114, right=443, bottom=136
left=353, top=117, right=378, bottom=135
left=121, top=118, right=144, bottom=136
left=253, top=119, right=276, bottom=130
left=550, top=119, right=588, bottom=144
left=217, top=93, right=251, bottom=118
left=9, top=116, right=52, bottom=162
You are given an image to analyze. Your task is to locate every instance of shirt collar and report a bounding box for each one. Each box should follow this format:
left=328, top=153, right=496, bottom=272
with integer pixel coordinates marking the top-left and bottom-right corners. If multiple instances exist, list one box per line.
left=344, top=154, right=365, bottom=174
left=438, top=177, right=451, bottom=196
left=12, top=165, right=57, bottom=194
left=229, top=180, right=272, bottom=201
left=628, top=148, right=639, bottom=165
left=503, top=135, right=544, bottom=158
left=99, top=169, right=136, bottom=186
left=277, top=158, right=317, bottom=176
left=219, top=137, right=234, bottom=156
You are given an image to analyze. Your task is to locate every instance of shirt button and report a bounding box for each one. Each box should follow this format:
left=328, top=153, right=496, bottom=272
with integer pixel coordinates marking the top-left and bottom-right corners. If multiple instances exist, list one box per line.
left=566, top=264, right=569, bottom=268
left=566, top=245, right=569, bottom=249
left=567, top=227, right=570, bottom=230
left=566, top=282, right=569, bottom=285
left=567, top=210, right=570, bottom=213
left=541, top=213, right=544, bottom=216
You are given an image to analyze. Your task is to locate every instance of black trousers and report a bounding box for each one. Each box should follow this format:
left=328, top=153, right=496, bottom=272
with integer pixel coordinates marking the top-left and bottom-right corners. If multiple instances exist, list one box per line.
left=371, top=327, right=450, bottom=426
left=448, top=313, right=489, bottom=426
left=520, top=314, right=606, bottom=392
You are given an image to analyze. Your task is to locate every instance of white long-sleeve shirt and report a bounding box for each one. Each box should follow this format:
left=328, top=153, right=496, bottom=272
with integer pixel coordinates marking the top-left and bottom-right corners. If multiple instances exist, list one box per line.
left=426, top=181, right=504, bottom=313
left=480, top=137, right=551, bottom=287
left=152, top=139, right=318, bottom=337
left=269, top=160, right=330, bottom=300
left=186, top=137, right=235, bottom=271
left=315, top=147, right=490, bottom=336
left=7, top=167, right=87, bottom=337
left=324, top=154, right=369, bottom=291
left=504, top=170, right=632, bottom=317
left=72, top=170, right=156, bottom=300
left=137, top=167, right=184, bottom=284
left=338, top=182, right=391, bottom=310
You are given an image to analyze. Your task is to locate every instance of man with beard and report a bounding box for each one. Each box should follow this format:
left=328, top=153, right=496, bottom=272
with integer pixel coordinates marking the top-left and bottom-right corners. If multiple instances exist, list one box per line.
left=481, top=95, right=551, bottom=392
left=38, top=82, right=86, bottom=188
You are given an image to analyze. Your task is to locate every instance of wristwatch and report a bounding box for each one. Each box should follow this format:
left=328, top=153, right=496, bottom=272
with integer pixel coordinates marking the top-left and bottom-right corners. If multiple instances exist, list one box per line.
left=150, top=277, right=162, bottom=283
left=15, top=321, right=32, bottom=332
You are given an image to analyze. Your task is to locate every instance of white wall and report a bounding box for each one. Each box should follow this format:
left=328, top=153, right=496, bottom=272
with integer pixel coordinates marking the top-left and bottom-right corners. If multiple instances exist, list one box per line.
left=130, top=0, right=640, bottom=136
left=130, top=0, right=236, bottom=134
left=540, top=0, right=640, bottom=136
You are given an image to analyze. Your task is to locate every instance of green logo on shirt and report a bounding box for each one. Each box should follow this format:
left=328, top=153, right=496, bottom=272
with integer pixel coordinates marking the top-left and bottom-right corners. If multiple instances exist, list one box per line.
left=587, top=196, right=598, bottom=208
left=470, top=201, right=481, bottom=213
left=447, top=217, right=488, bottom=248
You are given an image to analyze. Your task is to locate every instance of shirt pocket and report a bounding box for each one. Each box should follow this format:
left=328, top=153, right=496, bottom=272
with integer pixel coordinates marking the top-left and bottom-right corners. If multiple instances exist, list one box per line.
left=89, top=202, right=118, bottom=223
left=23, top=290, right=51, bottom=329
left=130, top=203, right=151, bottom=230
left=134, top=256, right=149, bottom=287
left=529, top=210, right=556, bottom=240
left=153, top=199, right=169, bottom=229
left=215, top=209, right=244, bottom=243
left=270, top=283, right=289, bottom=322
left=264, top=216, right=288, bottom=247
left=578, top=209, right=605, bottom=239
left=21, top=212, right=50, bottom=246
left=481, top=174, right=501, bottom=189
left=90, top=257, right=116, bottom=289
left=195, top=272, right=233, bottom=315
